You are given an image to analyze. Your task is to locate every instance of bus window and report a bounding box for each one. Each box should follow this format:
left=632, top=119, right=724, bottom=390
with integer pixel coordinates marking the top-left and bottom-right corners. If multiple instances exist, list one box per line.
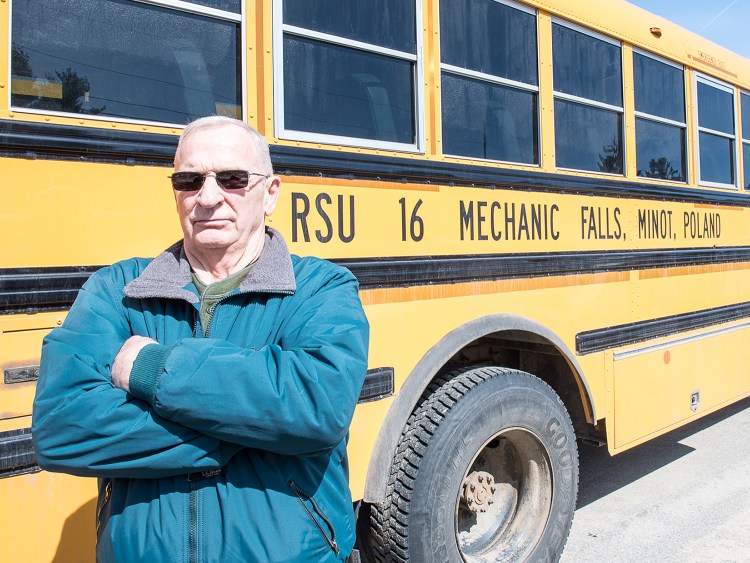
left=10, top=0, right=241, bottom=125
left=553, top=22, right=623, bottom=174
left=282, top=0, right=414, bottom=52
left=633, top=52, right=687, bottom=182
left=696, top=75, right=736, bottom=187
left=741, top=92, right=750, bottom=189
left=439, top=0, right=539, bottom=164
left=277, top=0, right=418, bottom=149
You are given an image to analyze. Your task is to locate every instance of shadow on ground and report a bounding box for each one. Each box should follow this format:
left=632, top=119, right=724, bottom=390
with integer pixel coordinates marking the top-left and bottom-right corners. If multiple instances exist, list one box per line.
left=575, top=396, right=750, bottom=509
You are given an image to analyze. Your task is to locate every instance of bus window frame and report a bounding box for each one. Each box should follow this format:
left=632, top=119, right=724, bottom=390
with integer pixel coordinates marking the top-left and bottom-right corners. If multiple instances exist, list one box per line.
left=131, top=0, right=241, bottom=18
left=741, top=90, right=750, bottom=190
left=438, top=0, right=541, bottom=167
left=631, top=47, right=689, bottom=184
left=694, top=72, right=739, bottom=190
left=551, top=18, right=625, bottom=177
left=271, top=0, right=426, bottom=154
left=7, top=0, right=245, bottom=129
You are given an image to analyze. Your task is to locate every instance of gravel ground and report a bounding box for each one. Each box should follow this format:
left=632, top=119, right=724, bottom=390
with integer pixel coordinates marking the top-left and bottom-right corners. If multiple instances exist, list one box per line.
left=561, top=397, right=750, bottom=563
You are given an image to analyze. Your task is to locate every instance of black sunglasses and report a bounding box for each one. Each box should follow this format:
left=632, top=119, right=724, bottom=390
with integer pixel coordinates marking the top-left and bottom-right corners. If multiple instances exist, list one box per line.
left=169, top=170, right=269, bottom=191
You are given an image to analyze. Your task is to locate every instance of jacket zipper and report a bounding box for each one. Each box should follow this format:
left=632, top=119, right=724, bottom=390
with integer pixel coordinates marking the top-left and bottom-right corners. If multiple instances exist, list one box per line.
left=192, top=308, right=199, bottom=338
left=188, top=287, right=292, bottom=560
left=204, top=302, right=219, bottom=337
left=288, top=480, right=340, bottom=556
left=187, top=291, right=224, bottom=563
left=96, top=480, right=112, bottom=540
left=189, top=481, right=199, bottom=563
left=188, top=296, right=209, bottom=563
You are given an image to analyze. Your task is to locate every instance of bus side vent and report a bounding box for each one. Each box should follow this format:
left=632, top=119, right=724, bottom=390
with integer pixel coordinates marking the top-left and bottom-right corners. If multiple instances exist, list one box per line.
left=4, top=365, right=39, bottom=384
left=0, top=428, right=40, bottom=479
left=358, top=367, right=395, bottom=403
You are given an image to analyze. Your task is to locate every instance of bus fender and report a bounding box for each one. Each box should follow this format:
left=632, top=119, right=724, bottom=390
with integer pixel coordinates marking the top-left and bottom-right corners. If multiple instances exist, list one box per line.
left=362, top=313, right=595, bottom=504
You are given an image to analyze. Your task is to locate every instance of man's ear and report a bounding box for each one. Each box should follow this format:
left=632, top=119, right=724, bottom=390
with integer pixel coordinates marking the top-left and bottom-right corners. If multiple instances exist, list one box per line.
left=264, top=176, right=281, bottom=216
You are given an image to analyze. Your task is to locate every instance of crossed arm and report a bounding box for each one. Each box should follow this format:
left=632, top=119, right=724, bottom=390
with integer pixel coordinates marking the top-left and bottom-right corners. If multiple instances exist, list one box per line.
left=32, top=263, right=369, bottom=479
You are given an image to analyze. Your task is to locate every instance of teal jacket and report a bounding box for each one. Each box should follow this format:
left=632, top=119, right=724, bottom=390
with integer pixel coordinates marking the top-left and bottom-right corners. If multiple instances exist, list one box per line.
left=32, top=229, right=369, bottom=562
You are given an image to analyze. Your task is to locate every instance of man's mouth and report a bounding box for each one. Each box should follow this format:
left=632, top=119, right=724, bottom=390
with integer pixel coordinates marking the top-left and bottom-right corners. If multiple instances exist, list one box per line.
left=194, top=218, right=231, bottom=226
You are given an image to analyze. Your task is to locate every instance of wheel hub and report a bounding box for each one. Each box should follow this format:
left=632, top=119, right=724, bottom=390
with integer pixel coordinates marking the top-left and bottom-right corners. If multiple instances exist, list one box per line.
left=461, top=471, right=496, bottom=513
left=455, top=429, right=554, bottom=561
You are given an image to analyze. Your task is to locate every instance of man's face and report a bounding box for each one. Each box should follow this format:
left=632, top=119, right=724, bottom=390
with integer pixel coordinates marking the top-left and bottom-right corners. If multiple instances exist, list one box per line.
left=173, top=125, right=279, bottom=256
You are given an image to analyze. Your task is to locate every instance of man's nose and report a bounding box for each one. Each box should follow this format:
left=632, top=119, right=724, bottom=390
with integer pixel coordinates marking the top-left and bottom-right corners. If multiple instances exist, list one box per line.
left=195, top=174, right=225, bottom=207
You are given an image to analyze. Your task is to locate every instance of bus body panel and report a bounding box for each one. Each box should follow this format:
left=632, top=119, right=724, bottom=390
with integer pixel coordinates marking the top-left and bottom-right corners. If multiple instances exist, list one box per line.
left=612, top=319, right=750, bottom=450
left=0, top=450, right=97, bottom=562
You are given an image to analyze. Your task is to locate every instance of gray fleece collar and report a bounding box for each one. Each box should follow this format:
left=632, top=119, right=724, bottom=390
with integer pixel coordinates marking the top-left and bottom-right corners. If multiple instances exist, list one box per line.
left=123, top=227, right=297, bottom=303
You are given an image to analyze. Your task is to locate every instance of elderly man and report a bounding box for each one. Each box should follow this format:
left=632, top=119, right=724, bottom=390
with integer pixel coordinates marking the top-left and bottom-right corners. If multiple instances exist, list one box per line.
left=32, top=116, right=369, bottom=562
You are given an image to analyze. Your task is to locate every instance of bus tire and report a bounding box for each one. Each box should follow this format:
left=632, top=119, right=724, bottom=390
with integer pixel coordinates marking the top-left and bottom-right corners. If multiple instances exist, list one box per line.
left=368, top=366, right=579, bottom=562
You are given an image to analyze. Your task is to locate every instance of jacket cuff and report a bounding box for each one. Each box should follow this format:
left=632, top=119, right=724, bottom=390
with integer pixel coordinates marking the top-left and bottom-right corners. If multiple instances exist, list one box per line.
left=129, top=343, right=171, bottom=404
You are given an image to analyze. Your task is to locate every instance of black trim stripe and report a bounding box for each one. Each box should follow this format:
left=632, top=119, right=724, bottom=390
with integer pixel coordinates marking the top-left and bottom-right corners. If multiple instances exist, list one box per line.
left=336, top=247, right=750, bottom=288
left=0, top=428, right=39, bottom=478
left=0, top=119, right=176, bottom=166
left=2, top=120, right=750, bottom=206
left=3, top=247, right=750, bottom=314
left=0, top=266, right=101, bottom=314
left=358, top=367, right=394, bottom=403
left=576, top=302, right=750, bottom=355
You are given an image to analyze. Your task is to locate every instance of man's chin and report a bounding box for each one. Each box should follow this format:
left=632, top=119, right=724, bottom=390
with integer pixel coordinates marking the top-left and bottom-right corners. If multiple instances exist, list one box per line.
left=188, top=234, right=235, bottom=250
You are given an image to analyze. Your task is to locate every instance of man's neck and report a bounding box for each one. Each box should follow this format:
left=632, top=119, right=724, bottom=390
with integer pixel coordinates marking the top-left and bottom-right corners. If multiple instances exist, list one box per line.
left=185, top=236, right=264, bottom=284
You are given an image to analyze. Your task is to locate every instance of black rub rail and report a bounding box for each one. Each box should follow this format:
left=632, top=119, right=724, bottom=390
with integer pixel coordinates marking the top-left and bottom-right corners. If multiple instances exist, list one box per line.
left=4, top=247, right=750, bottom=314
left=576, top=301, right=750, bottom=355
left=0, top=429, right=39, bottom=478
left=3, top=119, right=750, bottom=206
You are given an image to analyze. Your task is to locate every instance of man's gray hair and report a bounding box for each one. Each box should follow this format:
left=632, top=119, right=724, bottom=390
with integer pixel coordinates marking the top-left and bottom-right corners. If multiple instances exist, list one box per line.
left=176, top=116, right=273, bottom=174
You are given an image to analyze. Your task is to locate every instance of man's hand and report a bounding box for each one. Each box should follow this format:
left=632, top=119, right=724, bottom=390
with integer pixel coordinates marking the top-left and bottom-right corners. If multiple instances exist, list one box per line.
left=112, top=335, right=158, bottom=393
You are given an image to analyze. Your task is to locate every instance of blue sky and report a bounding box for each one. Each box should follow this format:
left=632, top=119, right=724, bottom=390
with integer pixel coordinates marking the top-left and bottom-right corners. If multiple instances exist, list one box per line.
left=628, top=0, right=750, bottom=59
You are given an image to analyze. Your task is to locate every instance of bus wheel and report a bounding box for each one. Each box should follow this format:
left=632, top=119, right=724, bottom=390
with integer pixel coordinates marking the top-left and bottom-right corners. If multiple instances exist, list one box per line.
left=368, top=367, right=579, bottom=562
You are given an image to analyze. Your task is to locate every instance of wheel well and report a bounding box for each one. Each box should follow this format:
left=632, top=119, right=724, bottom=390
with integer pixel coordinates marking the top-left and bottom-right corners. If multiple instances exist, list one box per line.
left=433, top=329, right=595, bottom=442
left=363, top=314, right=600, bottom=504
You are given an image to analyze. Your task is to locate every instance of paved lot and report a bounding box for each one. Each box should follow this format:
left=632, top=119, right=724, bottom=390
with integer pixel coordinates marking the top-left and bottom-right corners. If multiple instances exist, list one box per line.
left=561, top=397, right=750, bottom=563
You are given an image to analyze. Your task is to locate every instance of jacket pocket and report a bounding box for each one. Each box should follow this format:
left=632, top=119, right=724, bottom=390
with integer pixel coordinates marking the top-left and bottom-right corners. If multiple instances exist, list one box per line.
left=96, top=479, right=113, bottom=542
left=288, top=479, right=340, bottom=556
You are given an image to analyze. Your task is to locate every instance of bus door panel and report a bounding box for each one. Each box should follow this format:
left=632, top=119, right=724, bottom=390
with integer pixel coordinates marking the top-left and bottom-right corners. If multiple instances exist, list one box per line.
left=611, top=323, right=749, bottom=449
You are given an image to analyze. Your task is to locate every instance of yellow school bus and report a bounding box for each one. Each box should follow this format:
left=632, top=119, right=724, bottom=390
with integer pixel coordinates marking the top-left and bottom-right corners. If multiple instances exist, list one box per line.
left=2, top=0, right=750, bottom=560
